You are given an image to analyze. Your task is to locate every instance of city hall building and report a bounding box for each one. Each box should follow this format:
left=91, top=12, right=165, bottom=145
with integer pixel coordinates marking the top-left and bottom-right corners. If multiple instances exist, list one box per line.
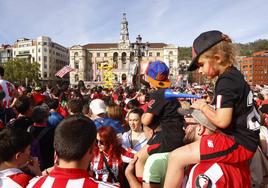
left=69, top=13, right=181, bottom=86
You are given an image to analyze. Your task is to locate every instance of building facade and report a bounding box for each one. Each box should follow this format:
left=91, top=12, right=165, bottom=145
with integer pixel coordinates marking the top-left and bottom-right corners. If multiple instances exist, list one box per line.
left=12, top=36, right=69, bottom=81
left=69, top=13, right=180, bottom=86
left=0, top=45, right=13, bottom=64
left=240, top=50, right=268, bottom=85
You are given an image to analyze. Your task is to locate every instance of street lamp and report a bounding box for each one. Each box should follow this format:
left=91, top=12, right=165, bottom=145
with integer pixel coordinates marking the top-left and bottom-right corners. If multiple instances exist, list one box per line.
left=130, top=35, right=149, bottom=90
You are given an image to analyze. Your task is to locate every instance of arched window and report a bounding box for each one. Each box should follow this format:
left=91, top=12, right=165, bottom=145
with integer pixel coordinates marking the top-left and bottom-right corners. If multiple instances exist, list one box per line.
left=130, top=52, right=134, bottom=62
left=121, top=52, right=127, bottom=64
left=114, top=74, right=118, bottom=81
left=113, top=52, right=118, bottom=62
left=75, top=74, right=79, bottom=82
left=122, top=73, right=127, bottom=81
left=74, top=52, right=79, bottom=69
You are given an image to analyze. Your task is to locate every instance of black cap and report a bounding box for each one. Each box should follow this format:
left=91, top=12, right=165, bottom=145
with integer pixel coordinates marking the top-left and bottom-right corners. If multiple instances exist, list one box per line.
left=188, top=30, right=224, bottom=71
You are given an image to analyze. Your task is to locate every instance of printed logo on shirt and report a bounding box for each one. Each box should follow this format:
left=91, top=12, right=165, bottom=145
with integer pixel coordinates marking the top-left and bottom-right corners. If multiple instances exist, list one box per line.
left=195, top=174, right=212, bottom=188
left=147, top=100, right=155, bottom=109
left=247, top=91, right=253, bottom=107
left=216, top=95, right=222, bottom=109
left=207, top=140, right=214, bottom=148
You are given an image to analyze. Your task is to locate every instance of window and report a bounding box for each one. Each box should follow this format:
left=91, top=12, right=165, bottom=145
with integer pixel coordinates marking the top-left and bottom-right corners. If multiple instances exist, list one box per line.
left=44, top=48, right=47, bottom=52
left=32, top=49, right=34, bottom=53
left=149, top=52, right=152, bottom=57
left=44, top=72, right=47, bottom=78
left=38, top=56, right=41, bottom=61
left=75, top=61, right=79, bottom=69
left=44, top=63, right=47, bottom=69
left=156, top=52, right=160, bottom=56
left=38, top=48, right=41, bottom=53
left=104, top=53, right=107, bottom=57
left=44, top=56, right=47, bottom=62
left=75, top=74, right=79, bottom=82
left=97, top=53, right=100, bottom=57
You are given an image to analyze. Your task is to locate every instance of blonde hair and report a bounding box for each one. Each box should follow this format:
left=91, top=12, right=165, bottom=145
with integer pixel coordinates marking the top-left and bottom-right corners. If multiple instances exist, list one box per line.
left=202, top=34, right=237, bottom=66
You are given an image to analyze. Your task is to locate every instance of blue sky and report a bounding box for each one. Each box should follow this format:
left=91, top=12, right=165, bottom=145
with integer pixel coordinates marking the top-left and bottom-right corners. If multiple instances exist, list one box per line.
left=1, top=0, right=268, bottom=47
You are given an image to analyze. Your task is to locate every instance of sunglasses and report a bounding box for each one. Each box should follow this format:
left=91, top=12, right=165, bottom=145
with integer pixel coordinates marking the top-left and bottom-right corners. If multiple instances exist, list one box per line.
left=96, top=139, right=105, bottom=145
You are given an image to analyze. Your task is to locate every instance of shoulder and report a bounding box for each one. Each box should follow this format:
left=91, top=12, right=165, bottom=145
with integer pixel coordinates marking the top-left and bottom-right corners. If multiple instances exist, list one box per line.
left=122, top=131, right=131, bottom=139
left=9, top=173, right=32, bottom=187
left=145, top=152, right=169, bottom=170
left=26, top=176, right=47, bottom=188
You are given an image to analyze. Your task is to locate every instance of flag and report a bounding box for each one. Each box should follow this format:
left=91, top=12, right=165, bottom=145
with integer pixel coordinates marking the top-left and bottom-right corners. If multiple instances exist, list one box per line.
left=55, top=65, right=74, bottom=78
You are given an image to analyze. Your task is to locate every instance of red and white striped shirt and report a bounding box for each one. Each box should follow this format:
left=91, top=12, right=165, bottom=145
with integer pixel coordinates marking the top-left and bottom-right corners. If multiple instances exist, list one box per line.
left=0, top=79, right=16, bottom=108
left=0, top=168, right=32, bottom=188
left=90, top=148, right=134, bottom=184
left=26, top=166, right=117, bottom=188
left=185, top=162, right=250, bottom=188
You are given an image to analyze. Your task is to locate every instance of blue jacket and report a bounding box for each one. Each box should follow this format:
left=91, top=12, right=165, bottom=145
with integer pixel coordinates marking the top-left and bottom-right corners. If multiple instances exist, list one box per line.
left=94, top=117, right=124, bottom=134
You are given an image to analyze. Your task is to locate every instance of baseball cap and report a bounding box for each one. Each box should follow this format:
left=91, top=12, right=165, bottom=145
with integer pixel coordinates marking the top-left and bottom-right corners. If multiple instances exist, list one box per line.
left=146, top=61, right=171, bottom=88
left=177, top=108, right=217, bottom=131
left=188, top=30, right=224, bottom=71
left=89, top=99, right=107, bottom=115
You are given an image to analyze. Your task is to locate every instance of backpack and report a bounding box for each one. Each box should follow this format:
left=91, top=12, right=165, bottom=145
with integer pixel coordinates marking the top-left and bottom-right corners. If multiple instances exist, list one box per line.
left=27, top=126, right=51, bottom=169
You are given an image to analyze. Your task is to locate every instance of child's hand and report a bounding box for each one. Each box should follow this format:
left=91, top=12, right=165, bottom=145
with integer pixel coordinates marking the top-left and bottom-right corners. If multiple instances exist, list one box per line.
left=27, top=157, right=42, bottom=176
left=191, top=99, right=207, bottom=110
left=42, top=166, right=54, bottom=176
left=125, top=156, right=138, bottom=177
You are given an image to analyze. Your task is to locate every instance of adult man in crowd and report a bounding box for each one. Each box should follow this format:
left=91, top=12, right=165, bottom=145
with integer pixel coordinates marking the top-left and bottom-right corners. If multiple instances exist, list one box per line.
left=27, top=115, right=117, bottom=188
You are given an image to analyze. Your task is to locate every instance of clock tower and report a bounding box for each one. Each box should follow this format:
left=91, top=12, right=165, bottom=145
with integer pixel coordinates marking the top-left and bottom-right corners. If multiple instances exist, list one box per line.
left=119, top=13, right=130, bottom=49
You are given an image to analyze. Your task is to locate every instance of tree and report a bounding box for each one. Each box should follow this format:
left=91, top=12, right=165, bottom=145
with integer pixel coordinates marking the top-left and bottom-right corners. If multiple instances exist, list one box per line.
left=2, top=58, right=40, bottom=85
left=178, top=47, right=192, bottom=60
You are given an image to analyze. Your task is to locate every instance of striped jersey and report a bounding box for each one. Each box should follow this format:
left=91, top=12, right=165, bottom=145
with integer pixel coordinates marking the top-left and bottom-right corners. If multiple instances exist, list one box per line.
left=90, top=148, right=134, bottom=184
left=26, top=166, right=117, bottom=188
left=0, top=168, right=32, bottom=188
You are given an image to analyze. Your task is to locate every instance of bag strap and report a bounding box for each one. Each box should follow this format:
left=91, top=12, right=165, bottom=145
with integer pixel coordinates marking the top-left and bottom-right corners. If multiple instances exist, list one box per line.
left=28, top=126, right=51, bottom=142
left=101, top=152, right=118, bottom=182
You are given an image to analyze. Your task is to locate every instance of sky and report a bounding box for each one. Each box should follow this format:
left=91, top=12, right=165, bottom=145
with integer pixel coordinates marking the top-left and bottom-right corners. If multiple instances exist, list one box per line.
left=1, top=0, right=268, bottom=48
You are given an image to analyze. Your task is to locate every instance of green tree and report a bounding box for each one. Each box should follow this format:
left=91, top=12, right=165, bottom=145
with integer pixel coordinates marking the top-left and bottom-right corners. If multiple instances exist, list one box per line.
left=178, top=47, right=192, bottom=60
left=2, top=58, right=40, bottom=84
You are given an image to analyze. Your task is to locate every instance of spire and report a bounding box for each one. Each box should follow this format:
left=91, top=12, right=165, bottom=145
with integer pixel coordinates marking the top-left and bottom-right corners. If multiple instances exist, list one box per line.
left=119, top=13, right=130, bottom=49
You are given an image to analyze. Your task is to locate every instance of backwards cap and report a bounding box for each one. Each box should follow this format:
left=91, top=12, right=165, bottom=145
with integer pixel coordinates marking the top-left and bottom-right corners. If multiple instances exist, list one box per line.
left=178, top=108, right=217, bottom=131
left=146, top=61, right=171, bottom=88
left=188, top=30, right=224, bottom=71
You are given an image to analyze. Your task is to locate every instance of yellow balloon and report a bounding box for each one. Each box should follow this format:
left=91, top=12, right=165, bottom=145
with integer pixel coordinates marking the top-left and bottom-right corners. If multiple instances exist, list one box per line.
left=98, top=60, right=115, bottom=89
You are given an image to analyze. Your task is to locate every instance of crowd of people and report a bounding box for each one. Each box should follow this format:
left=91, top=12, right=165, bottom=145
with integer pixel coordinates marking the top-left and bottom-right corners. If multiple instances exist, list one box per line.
left=0, top=30, right=268, bottom=188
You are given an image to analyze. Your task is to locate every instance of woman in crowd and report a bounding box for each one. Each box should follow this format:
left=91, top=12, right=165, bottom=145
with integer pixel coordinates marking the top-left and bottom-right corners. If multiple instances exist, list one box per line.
left=122, top=108, right=148, bottom=152
left=90, top=126, right=134, bottom=186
